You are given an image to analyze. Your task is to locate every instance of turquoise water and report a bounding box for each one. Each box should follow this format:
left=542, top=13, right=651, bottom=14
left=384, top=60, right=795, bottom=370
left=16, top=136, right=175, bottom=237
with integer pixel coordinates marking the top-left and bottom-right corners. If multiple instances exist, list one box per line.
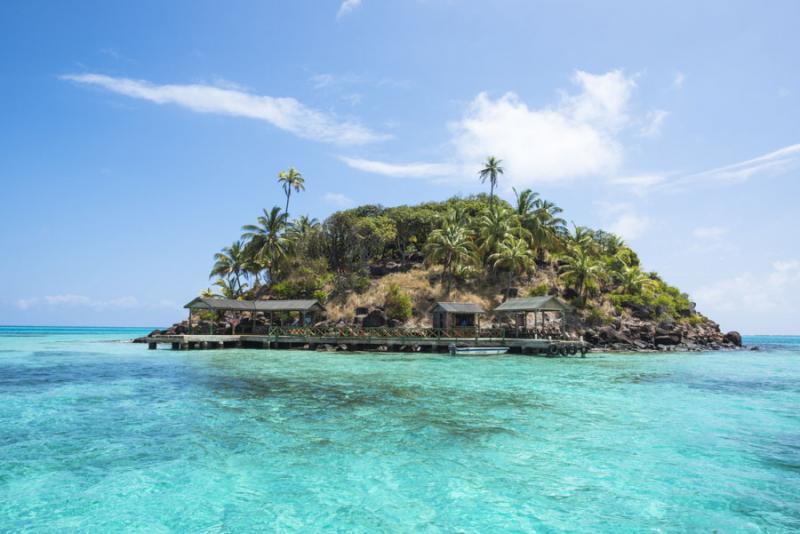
left=1, top=327, right=798, bottom=532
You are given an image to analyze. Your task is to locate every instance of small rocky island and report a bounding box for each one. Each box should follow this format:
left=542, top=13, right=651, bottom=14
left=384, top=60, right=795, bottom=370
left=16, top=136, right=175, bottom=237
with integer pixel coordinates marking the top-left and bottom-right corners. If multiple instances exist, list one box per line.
left=144, top=165, right=741, bottom=353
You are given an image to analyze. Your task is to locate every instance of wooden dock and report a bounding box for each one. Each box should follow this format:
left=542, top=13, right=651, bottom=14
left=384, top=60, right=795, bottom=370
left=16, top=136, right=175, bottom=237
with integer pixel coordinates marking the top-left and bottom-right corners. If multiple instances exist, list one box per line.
left=144, top=326, right=588, bottom=356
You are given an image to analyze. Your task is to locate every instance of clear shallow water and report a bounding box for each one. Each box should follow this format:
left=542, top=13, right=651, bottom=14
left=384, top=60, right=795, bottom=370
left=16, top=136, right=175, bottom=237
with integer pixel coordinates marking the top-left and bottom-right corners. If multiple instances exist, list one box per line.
left=1, top=327, right=798, bottom=532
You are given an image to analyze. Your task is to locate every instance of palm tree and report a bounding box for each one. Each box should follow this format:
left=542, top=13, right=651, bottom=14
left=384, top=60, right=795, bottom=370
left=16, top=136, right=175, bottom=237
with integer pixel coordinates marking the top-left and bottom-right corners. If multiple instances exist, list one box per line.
left=241, top=206, right=290, bottom=287
left=559, top=245, right=605, bottom=304
left=214, top=278, right=246, bottom=299
left=478, top=156, right=504, bottom=207
left=530, top=199, right=568, bottom=261
left=477, top=205, right=523, bottom=263
left=209, top=241, right=246, bottom=296
left=513, top=188, right=540, bottom=219
left=277, top=167, right=305, bottom=217
left=489, top=235, right=536, bottom=289
left=425, top=217, right=476, bottom=296
left=615, top=264, right=655, bottom=295
left=290, top=215, right=320, bottom=238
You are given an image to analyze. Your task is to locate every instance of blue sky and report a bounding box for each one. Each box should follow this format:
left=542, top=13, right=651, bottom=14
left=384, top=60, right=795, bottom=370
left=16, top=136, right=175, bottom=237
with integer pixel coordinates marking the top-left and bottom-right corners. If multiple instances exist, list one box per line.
left=1, top=0, right=798, bottom=333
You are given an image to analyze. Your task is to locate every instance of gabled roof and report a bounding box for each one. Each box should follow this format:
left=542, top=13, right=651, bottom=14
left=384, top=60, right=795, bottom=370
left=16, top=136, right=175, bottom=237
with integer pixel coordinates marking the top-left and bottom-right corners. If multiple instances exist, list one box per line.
left=184, top=297, right=325, bottom=312
left=493, top=296, right=571, bottom=313
left=430, top=302, right=485, bottom=314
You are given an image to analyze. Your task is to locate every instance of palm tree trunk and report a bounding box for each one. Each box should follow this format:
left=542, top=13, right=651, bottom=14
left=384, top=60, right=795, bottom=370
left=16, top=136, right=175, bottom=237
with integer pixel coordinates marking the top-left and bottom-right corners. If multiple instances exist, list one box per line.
left=285, top=190, right=291, bottom=218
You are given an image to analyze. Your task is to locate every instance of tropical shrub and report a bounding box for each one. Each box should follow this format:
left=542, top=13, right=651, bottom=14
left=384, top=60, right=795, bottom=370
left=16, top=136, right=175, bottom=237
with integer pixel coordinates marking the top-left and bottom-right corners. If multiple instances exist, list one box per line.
left=384, top=284, right=413, bottom=322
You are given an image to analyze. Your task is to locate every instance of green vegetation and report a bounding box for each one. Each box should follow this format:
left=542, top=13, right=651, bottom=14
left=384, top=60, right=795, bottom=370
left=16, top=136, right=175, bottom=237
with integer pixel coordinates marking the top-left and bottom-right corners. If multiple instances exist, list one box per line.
left=384, top=284, right=413, bottom=322
left=204, top=161, right=701, bottom=325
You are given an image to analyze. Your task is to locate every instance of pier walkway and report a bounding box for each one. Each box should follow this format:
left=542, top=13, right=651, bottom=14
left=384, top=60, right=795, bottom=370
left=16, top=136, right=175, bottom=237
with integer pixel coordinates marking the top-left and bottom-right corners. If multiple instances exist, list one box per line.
left=144, top=326, right=588, bottom=356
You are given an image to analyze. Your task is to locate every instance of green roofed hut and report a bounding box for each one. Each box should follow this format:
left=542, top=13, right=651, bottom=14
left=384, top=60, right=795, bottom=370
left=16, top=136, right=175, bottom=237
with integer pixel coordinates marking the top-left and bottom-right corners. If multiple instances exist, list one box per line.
left=430, top=302, right=485, bottom=330
left=493, top=296, right=572, bottom=338
left=183, top=297, right=325, bottom=334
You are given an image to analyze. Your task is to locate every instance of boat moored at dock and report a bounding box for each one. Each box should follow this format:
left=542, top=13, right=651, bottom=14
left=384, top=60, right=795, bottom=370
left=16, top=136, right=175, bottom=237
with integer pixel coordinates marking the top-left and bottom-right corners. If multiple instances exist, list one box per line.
left=448, top=344, right=509, bottom=356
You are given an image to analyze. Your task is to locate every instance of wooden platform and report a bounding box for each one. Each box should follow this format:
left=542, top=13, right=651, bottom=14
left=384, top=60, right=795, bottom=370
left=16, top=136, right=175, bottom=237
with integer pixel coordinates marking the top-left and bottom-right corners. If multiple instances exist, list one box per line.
left=144, top=328, right=588, bottom=356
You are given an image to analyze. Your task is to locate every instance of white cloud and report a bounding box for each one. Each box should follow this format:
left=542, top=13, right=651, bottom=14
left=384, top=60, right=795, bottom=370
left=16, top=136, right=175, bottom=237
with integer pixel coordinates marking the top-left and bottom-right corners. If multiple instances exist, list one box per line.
left=17, top=294, right=140, bottom=311
left=339, top=156, right=457, bottom=177
left=613, top=143, right=800, bottom=194
left=666, top=143, right=800, bottom=190
left=640, top=109, right=669, bottom=138
left=62, top=73, right=387, bottom=145
left=337, top=0, right=362, bottom=19
left=672, top=71, right=686, bottom=90
left=323, top=192, right=355, bottom=207
left=694, top=260, right=800, bottom=315
left=339, top=69, right=636, bottom=186
left=608, top=213, right=651, bottom=240
left=692, top=226, right=728, bottom=239
left=559, top=70, right=637, bottom=131
left=595, top=201, right=651, bottom=241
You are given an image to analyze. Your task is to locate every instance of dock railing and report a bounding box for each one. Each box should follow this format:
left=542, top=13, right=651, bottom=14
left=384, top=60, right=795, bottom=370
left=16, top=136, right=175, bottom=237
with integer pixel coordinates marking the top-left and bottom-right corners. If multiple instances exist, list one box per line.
left=260, top=325, right=573, bottom=342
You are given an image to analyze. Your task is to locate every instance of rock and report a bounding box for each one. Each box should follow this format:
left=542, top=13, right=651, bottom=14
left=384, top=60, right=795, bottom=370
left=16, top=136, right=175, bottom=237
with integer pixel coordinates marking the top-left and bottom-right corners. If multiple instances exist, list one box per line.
left=627, top=302, right=652, bottom=320
left=598, top=326, right=634, bottom=345
left=362, top=309, right=387, bottom=327
left=750, top=346, right=761, bottom=351
left=723, top=331, right=742, bottom=347
left=147, top=329, right=162, bottom=337
left=654, top=333, right=681, bottom=346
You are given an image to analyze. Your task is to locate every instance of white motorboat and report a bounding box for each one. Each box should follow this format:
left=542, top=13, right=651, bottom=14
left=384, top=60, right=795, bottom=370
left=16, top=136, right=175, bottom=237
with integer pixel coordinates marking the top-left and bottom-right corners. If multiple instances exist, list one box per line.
left=448, top=344, right=509, bottom=356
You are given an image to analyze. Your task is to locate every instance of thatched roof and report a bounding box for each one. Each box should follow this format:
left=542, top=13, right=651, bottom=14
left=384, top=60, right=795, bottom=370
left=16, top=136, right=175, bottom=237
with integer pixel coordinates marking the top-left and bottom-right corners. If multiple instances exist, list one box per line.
left=184, top=297, right=325, bottom=312
left=493, top=296, right=571, bottom=313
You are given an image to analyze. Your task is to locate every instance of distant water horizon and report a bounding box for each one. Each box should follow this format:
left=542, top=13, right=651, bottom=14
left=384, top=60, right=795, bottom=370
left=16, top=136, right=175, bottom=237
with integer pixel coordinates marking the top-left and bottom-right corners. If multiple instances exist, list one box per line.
left=1, top=327, right=798, bottom=531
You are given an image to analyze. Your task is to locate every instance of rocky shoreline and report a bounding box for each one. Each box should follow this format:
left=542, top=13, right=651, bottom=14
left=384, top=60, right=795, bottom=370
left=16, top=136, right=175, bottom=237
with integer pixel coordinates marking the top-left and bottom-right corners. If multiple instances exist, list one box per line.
left=136, top=306, right=744, bottom=353
left=579, top=316, right=742, bottom=352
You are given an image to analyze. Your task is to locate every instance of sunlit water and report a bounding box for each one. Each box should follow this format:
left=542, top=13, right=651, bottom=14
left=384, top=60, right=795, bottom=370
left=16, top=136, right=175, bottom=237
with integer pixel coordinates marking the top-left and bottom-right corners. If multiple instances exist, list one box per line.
left=1, top=327, right=798, bottom=532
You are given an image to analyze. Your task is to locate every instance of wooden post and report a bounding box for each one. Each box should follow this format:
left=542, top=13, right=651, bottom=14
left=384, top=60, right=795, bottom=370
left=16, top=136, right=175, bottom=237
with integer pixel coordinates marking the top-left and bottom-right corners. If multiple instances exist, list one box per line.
left=188, top=308, right=193, bottom=334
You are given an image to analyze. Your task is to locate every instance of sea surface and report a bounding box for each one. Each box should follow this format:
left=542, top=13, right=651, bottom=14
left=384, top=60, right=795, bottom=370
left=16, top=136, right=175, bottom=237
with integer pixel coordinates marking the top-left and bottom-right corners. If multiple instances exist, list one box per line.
left=1, top=327, right=798, bottom=532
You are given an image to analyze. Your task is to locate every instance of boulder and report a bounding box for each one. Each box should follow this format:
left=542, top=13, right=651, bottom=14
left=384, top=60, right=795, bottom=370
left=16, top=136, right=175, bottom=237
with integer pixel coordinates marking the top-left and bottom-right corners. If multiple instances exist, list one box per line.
left=362, top=309, right=388, bottom=327
left=723, top=331, right=742, bottom=347
left=654, top=333, right=681, bottom=346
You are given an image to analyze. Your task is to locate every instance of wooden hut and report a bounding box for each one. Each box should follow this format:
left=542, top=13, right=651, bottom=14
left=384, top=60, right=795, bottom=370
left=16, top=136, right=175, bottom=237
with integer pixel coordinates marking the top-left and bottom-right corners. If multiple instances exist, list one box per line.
left=183, top=297, right=325, bottom=333
left=492, top=296, right=571, bottom=337
left=430, top=302, right=485, bottom=329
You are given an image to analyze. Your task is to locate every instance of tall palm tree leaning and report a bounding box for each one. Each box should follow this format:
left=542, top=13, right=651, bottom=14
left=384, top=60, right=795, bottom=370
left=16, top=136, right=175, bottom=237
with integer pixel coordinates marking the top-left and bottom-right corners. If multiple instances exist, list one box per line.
left=277, top=167, right=305, bottom=218
left=478, top=156, right=504, bottom=207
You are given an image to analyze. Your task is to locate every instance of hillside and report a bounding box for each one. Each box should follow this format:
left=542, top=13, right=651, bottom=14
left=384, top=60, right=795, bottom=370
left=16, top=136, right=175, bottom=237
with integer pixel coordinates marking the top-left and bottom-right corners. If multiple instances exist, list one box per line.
left=184, top=188, right=741, bottom=352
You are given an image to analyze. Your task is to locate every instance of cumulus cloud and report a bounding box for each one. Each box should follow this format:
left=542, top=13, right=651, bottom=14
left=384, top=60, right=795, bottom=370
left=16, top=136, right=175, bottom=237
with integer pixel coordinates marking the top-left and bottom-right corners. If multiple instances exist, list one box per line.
left=694, top=260, right=800, bottom=315
left=337, top=0, right=362, bottom=19
left=341, top=69, right=636, bottom=183
left=62, top=73, right=387, bottom=145
left=323, top=192, right=355, bottom=207
left=339, top=156, right=457, bottom=177
left=595, top=201, right=651, bottom=241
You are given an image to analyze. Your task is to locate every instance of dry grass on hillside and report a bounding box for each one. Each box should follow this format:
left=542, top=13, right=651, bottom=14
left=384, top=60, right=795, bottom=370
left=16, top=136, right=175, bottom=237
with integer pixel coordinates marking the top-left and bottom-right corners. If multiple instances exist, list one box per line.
left=325, top=266, right=561, bottom=326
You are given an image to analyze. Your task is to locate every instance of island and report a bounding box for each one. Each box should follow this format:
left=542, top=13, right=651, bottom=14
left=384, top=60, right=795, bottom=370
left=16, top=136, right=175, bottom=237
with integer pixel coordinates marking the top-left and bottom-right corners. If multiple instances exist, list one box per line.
left=141, top=161, right=742, bottom=353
